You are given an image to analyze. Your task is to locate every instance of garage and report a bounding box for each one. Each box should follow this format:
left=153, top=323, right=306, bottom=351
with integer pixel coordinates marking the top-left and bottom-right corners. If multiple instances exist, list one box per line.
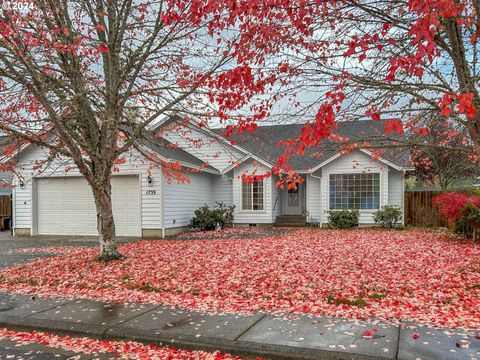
left=36, top=175, right=141, bottom=236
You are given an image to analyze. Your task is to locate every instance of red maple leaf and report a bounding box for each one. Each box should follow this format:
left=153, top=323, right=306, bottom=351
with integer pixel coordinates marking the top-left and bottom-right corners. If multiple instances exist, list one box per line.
left=383, top=119, right=404, bottom=135
left=97, top=43, right=110, bottom=54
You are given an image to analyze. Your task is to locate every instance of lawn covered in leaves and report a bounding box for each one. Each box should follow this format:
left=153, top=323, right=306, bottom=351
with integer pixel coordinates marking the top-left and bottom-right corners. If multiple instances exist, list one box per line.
left=1, top=228, right=479, bottom=329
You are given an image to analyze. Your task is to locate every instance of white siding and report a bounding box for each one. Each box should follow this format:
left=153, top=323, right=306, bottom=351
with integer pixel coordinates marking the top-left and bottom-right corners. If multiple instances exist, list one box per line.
left=306, top=172, right=322, bottom=223
left=233, top=160, right=272, bottom=224
left=388, top=169, right=405, bottom=223
left=12, top=146, right=162, bottom=234
left=212, top=175, right=233, bottom=205
left=162, top=124, right=244, bottom=172
left=321, top=151, right=389, bottom=224
left=162, top=172, right=213, bottom=228
left=271, top=175, right=283, bottom=221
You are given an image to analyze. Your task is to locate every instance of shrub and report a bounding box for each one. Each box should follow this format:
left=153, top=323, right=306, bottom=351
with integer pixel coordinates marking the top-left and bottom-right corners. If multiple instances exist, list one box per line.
left=432, top=192, right=480, bottom=223
left=189, top=202, right=235, bottom=231
left=414, top=206, right=444, bottom=228
left=328, top=209, right=359, bottom=229
left=373, top=205, right=402, bottom=228
left=215, top=201, right=235, bottom=228
left=455, top=203, right=480, bottom=240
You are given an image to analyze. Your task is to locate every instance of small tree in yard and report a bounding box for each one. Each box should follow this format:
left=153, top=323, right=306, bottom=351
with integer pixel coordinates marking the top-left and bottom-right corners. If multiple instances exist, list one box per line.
left=411, top=120, right=478, bottom=190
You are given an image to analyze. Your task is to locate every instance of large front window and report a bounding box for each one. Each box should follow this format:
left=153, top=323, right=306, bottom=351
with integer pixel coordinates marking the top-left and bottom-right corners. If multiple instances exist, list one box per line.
left=329, top=173, right=380, bottom=210
left=242, top=180, right=264, bottom=210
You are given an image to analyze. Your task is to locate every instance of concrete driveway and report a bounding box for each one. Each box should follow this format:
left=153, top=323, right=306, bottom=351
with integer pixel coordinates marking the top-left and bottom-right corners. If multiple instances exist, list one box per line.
left=0, top=231, right=140, bottom=269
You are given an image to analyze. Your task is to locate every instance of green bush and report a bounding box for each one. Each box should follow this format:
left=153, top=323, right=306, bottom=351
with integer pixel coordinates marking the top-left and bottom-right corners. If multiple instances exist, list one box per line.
left=328, top=209, right=360, bottom=229
left=215, top=201, right=235, bottom=228
left=455, top=203, right=480, bottom=240
left=189, top=202, right=235, bottom=231
left=373, top=205, right=402, bottom=228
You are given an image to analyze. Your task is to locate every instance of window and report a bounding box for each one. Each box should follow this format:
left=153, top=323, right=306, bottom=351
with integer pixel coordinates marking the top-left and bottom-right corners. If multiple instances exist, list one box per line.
left=242, top=180, right=264, bottom=210
left=329, top=173, right=380, bottom=210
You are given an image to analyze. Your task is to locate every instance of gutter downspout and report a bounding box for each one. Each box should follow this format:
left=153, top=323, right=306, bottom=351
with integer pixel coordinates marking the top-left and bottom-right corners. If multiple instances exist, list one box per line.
left=160, top=169, right=165, bottom=238
left=309, top=172, right=323, bottom=227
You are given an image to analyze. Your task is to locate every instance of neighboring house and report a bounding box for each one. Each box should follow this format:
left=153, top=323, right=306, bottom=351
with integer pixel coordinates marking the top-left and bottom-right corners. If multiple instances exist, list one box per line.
left=0, top=136, right=12, bottom=195
left=6, top=118, right=412, bottom=237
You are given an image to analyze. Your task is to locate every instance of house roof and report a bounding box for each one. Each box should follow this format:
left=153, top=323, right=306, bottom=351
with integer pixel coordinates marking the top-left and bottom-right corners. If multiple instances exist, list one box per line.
left=213, top=121, right=411, bottom=171
left=142, top=133, right=219, bottom=173
left=0, top=136, right=11, bottom=157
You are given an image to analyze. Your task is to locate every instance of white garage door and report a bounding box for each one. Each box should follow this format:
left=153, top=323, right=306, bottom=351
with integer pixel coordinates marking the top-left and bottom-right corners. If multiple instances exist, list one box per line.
left=37, top=176, right=140, bottom=236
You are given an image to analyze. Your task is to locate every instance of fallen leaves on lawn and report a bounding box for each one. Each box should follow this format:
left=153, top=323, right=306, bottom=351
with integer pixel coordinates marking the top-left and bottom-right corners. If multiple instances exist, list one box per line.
left=0, top=327, right=242, bottom=359
left=0, top=229, right=479, bottom=329
left=176, top=227, right=290, bottom=240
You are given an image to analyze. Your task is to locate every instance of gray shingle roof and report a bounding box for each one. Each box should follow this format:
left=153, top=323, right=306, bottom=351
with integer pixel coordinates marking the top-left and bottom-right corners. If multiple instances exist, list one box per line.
left=119, top=123, right=218, bottom=172
left=0, top=136, right=12, bottom=158
left=214, top=121, right=411, bottom=170
left=142, top=134, right=218, bottom=172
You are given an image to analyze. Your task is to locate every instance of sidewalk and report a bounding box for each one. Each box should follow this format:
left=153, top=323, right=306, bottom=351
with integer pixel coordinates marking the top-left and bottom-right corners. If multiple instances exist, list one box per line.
left=0, top=291, right=477, bottom=360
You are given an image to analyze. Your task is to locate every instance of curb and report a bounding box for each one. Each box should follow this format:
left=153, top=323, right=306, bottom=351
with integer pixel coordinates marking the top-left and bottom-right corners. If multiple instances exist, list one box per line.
left=0, top=314, right=391, bottom=360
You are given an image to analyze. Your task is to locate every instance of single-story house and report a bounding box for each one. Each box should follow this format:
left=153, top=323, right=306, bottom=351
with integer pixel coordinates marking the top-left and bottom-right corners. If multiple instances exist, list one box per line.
left=7, top=118, right=412, bottom=237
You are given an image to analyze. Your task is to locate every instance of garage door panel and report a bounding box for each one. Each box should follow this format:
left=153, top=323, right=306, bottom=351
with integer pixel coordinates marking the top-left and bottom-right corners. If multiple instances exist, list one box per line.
left=37, top=176, right=140, bottom=236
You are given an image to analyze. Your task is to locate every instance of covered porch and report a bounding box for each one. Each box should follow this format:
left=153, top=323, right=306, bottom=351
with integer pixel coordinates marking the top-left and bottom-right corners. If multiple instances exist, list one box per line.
left=273, top=180, right=308, bottom=227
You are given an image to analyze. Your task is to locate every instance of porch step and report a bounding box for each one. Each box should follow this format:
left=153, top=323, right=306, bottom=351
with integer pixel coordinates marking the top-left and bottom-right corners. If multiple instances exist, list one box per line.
left=273, top=215, right=306, bottom=227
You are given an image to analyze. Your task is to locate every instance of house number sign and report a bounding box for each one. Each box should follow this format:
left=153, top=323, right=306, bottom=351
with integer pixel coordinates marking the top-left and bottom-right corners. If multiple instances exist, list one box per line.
left=146, top=190, right=156, bottom=195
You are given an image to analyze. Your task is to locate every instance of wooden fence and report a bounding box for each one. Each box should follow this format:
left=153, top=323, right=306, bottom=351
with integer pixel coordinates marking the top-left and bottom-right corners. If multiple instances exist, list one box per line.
left=0, top=195, right=11, bottom=217
left=404, top=190, right=446, bottom=227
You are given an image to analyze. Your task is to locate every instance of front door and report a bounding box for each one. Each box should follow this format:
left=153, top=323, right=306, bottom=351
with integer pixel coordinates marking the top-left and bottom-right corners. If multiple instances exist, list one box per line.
left=285, top=182, right=304, bottom=215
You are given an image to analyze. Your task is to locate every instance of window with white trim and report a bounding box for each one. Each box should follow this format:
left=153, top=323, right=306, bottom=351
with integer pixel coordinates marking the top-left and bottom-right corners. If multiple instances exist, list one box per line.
left=329, top=173, right=380, bottom=210
left=242, top=179, right=264, bottom=210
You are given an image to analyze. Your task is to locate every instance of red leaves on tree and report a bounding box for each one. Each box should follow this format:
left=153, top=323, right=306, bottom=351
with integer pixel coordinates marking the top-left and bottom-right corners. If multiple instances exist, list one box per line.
left=97, top=43, right=110, bottom=54
left=0, top=21, right=12, bottom=37
left=365, top=108, right=381, bottom=121
left=417, top=127, right=429, bottom=136
left=458, top=93, right=477, bottom=119
left=440, top=92, right=477, bottom=119
left=383, top=119, right=404, bottom=135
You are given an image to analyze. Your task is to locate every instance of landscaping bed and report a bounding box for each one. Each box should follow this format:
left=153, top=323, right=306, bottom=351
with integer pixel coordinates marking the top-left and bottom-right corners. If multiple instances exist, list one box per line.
left=175, top=226, right=291, bottom=240
left=0, top=228, right=479, bottom=329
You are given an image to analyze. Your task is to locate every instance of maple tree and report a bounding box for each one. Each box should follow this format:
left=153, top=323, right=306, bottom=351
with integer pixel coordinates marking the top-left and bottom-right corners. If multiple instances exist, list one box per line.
left=240, top=0, right=480, bottom=175
left=0, top=0, right=288, bottom=260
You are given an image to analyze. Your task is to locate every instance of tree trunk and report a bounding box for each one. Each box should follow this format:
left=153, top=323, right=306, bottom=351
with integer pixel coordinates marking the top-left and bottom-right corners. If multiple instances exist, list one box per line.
left=93, top=181, right=124, bottom=261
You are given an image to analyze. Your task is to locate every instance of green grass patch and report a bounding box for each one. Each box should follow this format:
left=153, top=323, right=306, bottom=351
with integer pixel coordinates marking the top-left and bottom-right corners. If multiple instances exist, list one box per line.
left=136, top=284, right=163, bottom=293
left=466, top=283, right=480, bottom=291
left=326, top=291, right=367, bottom=308
left=368, top=293, right=387, bottom=300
